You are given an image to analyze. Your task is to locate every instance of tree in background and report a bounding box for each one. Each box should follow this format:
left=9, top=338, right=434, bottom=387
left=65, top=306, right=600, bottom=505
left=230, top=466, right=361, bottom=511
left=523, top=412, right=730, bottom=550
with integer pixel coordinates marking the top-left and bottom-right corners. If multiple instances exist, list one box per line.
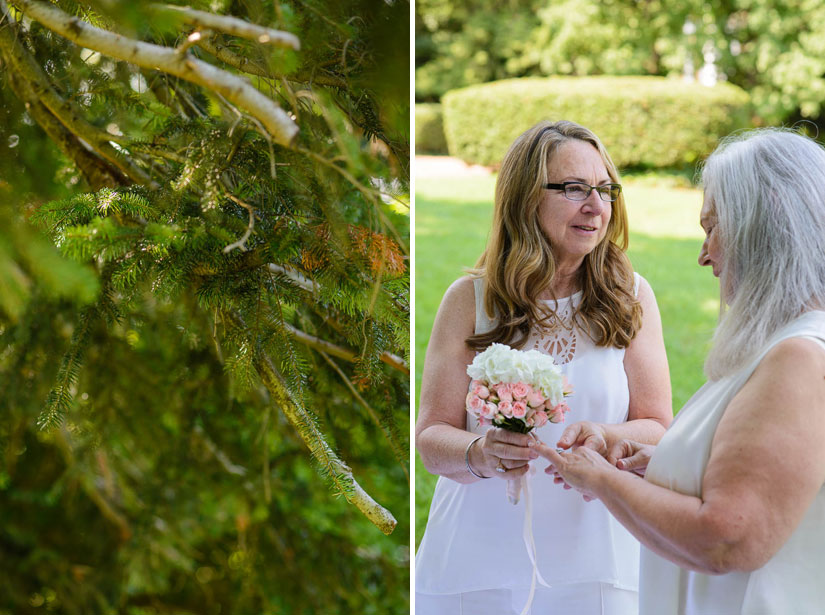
left=416, top=0, right=825, bottom=124
left=0, top=0, right=409, bottom=613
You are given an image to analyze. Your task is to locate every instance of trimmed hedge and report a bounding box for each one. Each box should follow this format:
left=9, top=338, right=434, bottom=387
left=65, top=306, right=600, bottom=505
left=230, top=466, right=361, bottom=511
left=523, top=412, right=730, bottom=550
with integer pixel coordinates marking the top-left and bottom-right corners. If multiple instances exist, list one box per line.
left=441, top=76, right=751, bottom=168
left=415, top=103, right=448, bottom=154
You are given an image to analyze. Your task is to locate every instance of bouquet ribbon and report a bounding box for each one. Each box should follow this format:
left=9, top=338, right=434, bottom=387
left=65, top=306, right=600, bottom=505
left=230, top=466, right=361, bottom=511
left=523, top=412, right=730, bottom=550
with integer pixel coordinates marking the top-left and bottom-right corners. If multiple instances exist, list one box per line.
left=519, top=466, right=551, bottom=615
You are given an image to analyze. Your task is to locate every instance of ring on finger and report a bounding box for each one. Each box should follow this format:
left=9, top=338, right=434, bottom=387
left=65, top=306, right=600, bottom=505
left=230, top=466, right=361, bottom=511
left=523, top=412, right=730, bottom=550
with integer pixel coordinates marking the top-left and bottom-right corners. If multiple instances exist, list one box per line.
left=495, top=459, right=507, bottom=473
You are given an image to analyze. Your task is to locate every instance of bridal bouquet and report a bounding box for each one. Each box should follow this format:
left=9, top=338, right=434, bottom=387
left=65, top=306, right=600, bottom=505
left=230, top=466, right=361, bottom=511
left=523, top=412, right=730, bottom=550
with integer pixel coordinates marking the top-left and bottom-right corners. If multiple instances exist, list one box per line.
left=466, top=343, right=572, bottom=504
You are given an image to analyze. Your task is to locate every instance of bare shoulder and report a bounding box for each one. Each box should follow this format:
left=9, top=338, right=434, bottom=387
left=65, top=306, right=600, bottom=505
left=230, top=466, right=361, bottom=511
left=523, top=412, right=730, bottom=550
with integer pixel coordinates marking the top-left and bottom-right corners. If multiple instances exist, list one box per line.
left=634, top=274, right=657, bottom=308
left=752, top=335, right=825, bottom=389
left=432, top=275, right=477, bottom=335
left=760, top=335, right=825, bottom=369
left=442, top=275, right=476, bottom=307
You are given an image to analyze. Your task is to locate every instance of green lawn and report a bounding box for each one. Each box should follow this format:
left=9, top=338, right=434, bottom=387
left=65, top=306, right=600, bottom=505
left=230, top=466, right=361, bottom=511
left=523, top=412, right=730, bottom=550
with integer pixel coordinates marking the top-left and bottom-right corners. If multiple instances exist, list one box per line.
left=414, top=169, right=719, bottom=547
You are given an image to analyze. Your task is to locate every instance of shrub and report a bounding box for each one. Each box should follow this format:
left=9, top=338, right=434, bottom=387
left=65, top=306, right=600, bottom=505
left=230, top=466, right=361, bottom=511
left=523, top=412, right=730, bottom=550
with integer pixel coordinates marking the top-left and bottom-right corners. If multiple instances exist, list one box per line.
left=441, top=76, right=751, bottom=168
left=415, top=103, right=448, bottom=154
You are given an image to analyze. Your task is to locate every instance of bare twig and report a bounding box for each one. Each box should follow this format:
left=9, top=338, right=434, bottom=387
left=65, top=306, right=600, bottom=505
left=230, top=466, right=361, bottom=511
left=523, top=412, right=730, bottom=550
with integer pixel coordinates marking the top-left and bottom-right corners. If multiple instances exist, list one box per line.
left=53, top=428, right=132, bottom=542
left=222, top=194, right=255, bottom=253
left=284, top=321, right=409, bottom=375
left=192, top=424, right=247, bottom=475
left=11, top=0, right=299, bottom=146
left=268, top=263, right=318, bottom=293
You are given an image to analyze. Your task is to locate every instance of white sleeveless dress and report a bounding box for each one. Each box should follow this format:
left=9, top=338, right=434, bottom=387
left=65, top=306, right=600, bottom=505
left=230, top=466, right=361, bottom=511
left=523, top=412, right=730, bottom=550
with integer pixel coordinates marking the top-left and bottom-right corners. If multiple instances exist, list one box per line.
left=415, top=276, right=644, bottom=614
left=641, top=310, right=825, bottom=615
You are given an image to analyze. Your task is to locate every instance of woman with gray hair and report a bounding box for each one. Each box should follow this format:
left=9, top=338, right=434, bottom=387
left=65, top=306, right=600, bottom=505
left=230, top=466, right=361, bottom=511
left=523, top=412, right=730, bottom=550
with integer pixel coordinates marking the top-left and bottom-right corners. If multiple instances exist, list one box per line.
left=539, top=128, right=825, bottom=614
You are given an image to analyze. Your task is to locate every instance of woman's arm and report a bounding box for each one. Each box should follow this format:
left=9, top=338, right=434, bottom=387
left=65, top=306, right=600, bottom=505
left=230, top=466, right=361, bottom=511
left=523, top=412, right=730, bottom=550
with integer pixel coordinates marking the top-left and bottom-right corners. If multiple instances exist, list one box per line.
left=557, top=277, right=672, bottom=455
left=539, top=336, right=825, bottom=574
left=415, top=277, right=537, bottom=483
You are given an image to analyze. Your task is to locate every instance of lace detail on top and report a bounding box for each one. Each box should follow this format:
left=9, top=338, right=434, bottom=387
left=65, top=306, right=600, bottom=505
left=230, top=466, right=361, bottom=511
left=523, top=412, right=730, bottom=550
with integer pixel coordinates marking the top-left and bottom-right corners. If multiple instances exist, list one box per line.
left=528, top=297, right=579, bottom=365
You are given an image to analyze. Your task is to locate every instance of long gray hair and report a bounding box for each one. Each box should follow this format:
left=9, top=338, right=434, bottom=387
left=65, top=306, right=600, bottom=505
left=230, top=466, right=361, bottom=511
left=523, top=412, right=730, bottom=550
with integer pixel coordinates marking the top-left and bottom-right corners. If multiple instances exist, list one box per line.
left=702, top=128, right=825, bottom=379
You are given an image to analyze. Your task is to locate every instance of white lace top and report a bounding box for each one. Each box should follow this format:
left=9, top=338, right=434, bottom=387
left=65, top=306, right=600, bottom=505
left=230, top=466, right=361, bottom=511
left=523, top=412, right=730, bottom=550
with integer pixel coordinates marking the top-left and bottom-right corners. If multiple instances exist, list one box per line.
left=641, top=311, right=825, bottom=615
left=415, top=275, right=642, bottom=601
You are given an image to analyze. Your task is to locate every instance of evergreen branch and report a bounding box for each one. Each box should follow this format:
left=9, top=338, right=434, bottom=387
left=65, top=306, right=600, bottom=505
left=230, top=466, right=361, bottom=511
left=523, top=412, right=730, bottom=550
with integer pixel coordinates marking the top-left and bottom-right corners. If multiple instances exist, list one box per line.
left=319, top=351, right=408, bottom=485
left=38, top=306, right=98, bottom=430
left=294, top=145, right=407, bottom=255
left=11, top=0, right=299, bottom=146
left=0, top=14, right=157, bottom=188
left=151, top=4, right=300, bottom=50
left=284, top=321, right=409, bottom=375
left=254, top=350, right=396, bottom=534
left=195, top=35, right=348, bottom=88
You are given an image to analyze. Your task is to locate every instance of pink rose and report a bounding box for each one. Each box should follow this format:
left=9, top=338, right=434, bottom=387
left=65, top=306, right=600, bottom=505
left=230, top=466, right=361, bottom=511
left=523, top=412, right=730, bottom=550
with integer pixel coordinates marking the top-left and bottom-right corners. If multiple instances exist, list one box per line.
left=512, top=401, right=527, bottom=418
left=481, top=402, right=497, bottom=418
left=495, top=383, right=513, bottom=403
left=533, top=410, right=548, bottom=428
left=472, top=383, right=491, bottom=399
left=478, top=417, right=491, bottom=427
left=466, top=392, right=485, bottom=415
left=526, top=389, right=545, bottom=408
left=498, top=400, right=513, bottom=418
left=511, top=382, right=529, bottom=400
left=562, top=375, right=574, bottom=396
left=548, top=402, right=570, bottom=423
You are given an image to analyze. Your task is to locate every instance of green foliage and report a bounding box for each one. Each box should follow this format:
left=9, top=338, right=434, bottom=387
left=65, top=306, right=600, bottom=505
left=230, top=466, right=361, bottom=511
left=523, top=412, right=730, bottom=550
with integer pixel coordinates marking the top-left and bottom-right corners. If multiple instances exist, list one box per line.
left=0, top=0, right=409, bottom=612
left=417, top=0, right=825, bottom=124
left=441, top=76, right=750, bottom=167
left=414, top=103, right=448, bottom=154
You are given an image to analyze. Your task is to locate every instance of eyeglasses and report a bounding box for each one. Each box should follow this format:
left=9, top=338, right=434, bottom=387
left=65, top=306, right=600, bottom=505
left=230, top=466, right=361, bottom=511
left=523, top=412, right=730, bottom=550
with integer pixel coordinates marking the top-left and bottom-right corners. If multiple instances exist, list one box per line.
left=544, top=181, right=622, bottom=202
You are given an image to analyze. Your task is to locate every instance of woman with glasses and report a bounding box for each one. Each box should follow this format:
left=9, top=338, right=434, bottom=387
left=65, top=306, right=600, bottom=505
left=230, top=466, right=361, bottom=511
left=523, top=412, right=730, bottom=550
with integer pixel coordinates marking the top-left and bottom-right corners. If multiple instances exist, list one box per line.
left=537, top=128, right=825, bottom=614
left=415, top=120, right=672, bottom=614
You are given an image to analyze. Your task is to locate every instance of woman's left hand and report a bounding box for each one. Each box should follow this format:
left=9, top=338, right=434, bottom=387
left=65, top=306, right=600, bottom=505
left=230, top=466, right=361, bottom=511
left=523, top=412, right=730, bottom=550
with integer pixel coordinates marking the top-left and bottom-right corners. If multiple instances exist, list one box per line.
left=534, top=441, right=615, bottom=501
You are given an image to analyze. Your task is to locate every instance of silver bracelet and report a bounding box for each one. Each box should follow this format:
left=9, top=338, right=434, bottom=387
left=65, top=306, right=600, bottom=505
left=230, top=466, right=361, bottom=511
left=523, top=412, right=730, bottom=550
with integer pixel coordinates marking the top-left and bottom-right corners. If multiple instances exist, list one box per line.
left=465, top=435, right=489, bottom=479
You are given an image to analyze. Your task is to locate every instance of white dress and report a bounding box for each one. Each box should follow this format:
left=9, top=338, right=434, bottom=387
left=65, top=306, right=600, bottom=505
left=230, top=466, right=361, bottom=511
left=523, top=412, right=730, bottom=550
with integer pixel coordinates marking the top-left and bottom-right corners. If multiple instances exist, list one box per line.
left=641, top=310, right=825, bottom=615
left=416, top=276, right=643, bottom=614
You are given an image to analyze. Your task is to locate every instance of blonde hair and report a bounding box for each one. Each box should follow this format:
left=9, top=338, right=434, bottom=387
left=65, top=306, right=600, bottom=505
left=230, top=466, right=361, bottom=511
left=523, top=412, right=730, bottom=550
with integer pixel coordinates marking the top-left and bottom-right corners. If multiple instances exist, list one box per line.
left=467, top=120, right=641, bottom=350
left=702, top=128, right=825, bottom=379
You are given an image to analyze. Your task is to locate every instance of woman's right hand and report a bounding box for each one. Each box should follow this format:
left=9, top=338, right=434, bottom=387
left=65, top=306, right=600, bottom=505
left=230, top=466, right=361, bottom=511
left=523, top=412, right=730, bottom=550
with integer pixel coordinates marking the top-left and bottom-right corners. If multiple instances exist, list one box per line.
left=607, top=439, right=655, bottom=477
left=473, top=428, right=538, bottom=480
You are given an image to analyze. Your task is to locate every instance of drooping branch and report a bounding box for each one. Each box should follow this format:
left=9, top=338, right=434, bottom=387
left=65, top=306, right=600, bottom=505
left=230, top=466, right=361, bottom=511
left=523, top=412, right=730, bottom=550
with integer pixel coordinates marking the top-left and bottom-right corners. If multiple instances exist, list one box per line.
left=11, top=0, right=299, bottom=146
left=255, top=349, right=397, bottom=535
left=227, top=311, right=395, bottom=534
left=151, top=4, right=300, bottom=50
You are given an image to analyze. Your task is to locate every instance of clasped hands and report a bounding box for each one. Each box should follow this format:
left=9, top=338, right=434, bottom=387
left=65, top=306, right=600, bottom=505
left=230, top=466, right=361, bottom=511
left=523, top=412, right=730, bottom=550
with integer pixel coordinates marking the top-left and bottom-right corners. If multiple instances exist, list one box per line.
left=537, top=421, right=654, bottom=501
left=475, top=422, right=654, bottom=499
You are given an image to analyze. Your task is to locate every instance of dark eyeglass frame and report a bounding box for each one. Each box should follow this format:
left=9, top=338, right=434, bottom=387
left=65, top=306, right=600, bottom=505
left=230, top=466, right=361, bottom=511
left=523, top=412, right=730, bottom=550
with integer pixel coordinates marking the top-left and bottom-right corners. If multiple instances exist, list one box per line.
left=544, top=181, right=622, bottom=202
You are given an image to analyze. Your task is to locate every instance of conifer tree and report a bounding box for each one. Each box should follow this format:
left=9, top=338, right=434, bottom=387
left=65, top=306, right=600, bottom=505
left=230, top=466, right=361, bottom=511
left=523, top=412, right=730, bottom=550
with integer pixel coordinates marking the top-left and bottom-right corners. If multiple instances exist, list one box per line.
left=0, top=1, right=409, bottom=612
